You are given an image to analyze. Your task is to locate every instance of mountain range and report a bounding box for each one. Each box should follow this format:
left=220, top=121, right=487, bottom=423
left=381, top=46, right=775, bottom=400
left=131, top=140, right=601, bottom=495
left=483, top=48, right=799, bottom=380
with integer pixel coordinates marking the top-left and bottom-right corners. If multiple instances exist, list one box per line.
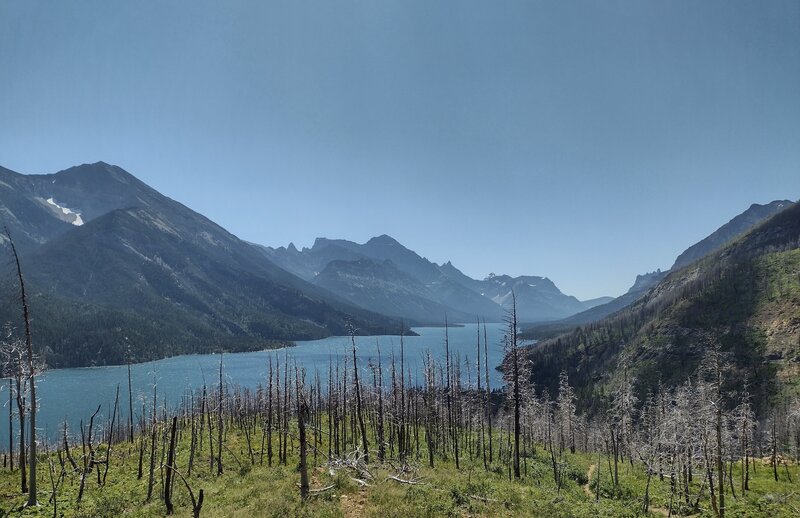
left=0, top=161, right=608, bottom=368
left=261, top=236, right=606, bottom=324
left=0, top=162, right=407, bottom=367
left=2, top=161, right=795, bottom=374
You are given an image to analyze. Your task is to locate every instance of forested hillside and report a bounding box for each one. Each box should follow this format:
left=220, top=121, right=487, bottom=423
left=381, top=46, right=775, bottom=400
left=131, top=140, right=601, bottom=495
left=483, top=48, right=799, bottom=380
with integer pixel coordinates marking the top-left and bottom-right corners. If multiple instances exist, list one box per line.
left=525, top=202, right=800, bottom=414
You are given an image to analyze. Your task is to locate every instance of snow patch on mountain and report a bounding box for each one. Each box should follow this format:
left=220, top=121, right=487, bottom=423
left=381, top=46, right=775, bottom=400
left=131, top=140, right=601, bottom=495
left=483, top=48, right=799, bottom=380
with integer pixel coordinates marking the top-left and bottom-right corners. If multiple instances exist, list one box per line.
left=45, top=197, right=84, bottom=226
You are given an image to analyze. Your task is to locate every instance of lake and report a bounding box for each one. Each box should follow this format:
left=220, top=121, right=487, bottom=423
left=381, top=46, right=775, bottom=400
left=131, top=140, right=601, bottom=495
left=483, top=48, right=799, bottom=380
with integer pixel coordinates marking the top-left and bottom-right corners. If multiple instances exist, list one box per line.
left=1, top=323, right=512, bottom=445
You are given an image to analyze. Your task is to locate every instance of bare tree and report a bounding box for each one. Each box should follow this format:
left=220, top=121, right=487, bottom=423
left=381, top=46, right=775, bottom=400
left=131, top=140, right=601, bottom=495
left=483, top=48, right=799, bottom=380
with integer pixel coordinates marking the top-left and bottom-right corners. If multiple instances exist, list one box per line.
left=502, top=291, right=524, bottom=479
left=349, top=326, right=369, bottom=464
left=4, top=226, right=38, bottom=506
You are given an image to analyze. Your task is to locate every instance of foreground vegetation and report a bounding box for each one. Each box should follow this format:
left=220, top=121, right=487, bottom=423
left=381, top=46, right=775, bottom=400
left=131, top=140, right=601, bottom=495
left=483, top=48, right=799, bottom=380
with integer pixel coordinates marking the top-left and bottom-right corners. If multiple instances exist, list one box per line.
left=1, top=321, right=798, bottom=517
left=1, top=410, right=797, bottom=517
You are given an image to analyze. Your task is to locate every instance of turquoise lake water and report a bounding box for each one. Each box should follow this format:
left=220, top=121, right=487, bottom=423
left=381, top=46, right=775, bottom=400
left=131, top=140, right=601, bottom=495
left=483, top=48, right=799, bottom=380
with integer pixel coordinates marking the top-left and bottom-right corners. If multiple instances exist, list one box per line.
left=1, top=323, right=511, bottom=445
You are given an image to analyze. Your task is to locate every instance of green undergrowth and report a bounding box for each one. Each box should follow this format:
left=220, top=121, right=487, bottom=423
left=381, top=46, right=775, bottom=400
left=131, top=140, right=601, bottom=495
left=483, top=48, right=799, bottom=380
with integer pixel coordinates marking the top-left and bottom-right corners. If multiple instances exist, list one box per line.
left=0, top=427, right=798, bottom=517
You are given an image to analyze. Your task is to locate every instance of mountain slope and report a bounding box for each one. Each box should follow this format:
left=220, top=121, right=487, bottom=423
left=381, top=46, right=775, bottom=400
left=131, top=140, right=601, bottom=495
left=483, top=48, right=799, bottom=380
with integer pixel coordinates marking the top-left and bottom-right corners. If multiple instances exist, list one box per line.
left=0, top=165, right=76, bottom=252
left=312, top=258, right=475, bottom=323
left=264, top=236, right=505, bottom=321
left=671, top=200, right=795, bottom=270
left=525, top=202, right=800, bottom=413
left=477, top=274, right=587, bottom=323
left=523, top=200, right=796, bottom=340
left=265, top=236, right=596, bottom=323
left=0, top=163, right=406, bottom=367
left=580, top=296, right=615, bottom=309
left=521, top=270, right=668, bottom=339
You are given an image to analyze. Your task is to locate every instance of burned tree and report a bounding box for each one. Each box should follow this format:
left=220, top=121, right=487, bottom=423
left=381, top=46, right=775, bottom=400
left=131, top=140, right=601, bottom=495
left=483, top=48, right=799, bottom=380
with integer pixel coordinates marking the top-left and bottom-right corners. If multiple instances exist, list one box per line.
left=502, top=291, right=524, bottom=479
left=3, top=226, right=39, bottom=506
left=349, top=327, right=369, bottom=464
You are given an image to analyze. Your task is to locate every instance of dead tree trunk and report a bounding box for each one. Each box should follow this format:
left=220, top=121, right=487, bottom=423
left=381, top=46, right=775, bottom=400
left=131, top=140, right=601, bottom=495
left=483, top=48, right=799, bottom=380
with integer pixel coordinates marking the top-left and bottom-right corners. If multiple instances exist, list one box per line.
left=508, top=292, right=521, bottom=479
left=146, top=383, right=158, bottom=502
left=4, top=227, right=37, bottom=504
left=217, top=354, right=224, bottom=475
left=164, top=416, right=178, bottom=514
left=350, top=330, right=369, bottom=464
left=7, top=379, right=12, bottom=471
left=268, top=357, right=274, bottom=466
left=128, top=359, right=135, bottom=443
left=296, top=367, right=309, bottom=500
left=101, top=385, right=120, bottom=485
left=483, top=319, right=493, bottom=465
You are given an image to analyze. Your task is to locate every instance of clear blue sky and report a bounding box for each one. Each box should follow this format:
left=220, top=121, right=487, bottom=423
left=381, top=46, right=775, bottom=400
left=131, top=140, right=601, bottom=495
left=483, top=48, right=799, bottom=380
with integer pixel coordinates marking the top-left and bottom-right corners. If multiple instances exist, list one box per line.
left=1, top=1, right=798, bottom=299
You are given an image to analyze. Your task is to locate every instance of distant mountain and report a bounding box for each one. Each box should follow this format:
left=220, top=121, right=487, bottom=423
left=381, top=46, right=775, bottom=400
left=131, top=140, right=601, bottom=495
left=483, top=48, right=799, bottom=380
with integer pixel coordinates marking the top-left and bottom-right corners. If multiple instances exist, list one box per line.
left=476, top=274, right=587, bottom=323
left=671, top=200, right=795, bottom=270
left=312, top=259, right=475, bottom=323
left=525, top=200, right=800, bottom=414
left=522, top=200, right=796, bottom=339
left=263, top=236, right=506, bottom=322
left=580, top=296, right=615, bottom=309
left=264, top=236, right=598, bottom=323
left=521, top=270, right=668, bottom=339
left=0, top=162, right=406, bottom=367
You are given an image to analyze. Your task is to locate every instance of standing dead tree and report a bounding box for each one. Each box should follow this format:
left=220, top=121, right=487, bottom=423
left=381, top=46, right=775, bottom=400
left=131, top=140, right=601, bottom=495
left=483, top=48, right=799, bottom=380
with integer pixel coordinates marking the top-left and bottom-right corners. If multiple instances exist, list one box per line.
left=295, top=366, right=310, bottom=500
left=349, top=327, right=369, bottom=464
left=502, top=291, right=524, bottom=479
left=3, top=226, right=39, bottom=506
left=164, top=415, right=178, bottom=514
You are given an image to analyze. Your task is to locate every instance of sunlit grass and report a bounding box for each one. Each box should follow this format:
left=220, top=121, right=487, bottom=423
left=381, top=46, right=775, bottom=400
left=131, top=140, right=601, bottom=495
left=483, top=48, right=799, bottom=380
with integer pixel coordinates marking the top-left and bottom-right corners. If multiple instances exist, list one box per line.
left=0, top=425, right=797, bottom=517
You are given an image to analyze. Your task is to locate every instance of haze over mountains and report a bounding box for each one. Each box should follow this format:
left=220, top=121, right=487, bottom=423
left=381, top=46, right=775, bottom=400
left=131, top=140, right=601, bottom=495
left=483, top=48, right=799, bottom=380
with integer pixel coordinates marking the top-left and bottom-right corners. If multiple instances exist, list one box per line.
left=260, top=235, right=606, bottom=324
left=523, top=199, right=796, bottom=339
left=0, top=162, right=407, bottom=367
left=0, top=162, right=796, bottom=371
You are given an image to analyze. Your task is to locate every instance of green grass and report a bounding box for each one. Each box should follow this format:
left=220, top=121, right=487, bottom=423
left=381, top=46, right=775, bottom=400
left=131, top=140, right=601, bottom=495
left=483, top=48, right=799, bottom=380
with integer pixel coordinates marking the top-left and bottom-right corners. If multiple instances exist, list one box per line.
left=0, top=424, right=798, bottom=517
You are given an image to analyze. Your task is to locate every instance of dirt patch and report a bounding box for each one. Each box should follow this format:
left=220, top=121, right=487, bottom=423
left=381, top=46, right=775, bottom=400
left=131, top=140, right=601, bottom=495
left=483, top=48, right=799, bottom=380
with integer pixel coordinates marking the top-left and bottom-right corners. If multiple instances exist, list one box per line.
left=583, top=464, right=596, bottom=498
left=340, top=491, right=367, bottom=518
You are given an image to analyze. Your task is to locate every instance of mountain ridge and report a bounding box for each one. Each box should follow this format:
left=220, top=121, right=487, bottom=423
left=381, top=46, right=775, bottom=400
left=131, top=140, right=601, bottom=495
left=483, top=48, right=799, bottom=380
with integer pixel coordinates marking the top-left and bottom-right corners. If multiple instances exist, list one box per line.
left=523, top=200, right=800, bottom=414
left=1, top=163, right=409, bottom=367
left=263, top=236, right=602, bottom=323
left=522, top=200, right=796, bottom=339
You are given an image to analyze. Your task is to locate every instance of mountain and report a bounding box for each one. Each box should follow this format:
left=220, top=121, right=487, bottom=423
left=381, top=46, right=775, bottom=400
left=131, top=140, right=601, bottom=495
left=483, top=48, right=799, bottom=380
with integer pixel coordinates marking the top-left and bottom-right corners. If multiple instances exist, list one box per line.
left=0, top=162, right=406, bottom=367
left=476, top=274, right=587, bottom=323
left=264, top=236, right=599, bottom=323
left=671, top=200, right=795, bottom=270
left=521, top=270, right=668, bottom=339
left=524, top=201, right=800, bottom=414
left=263, top=236, right=506, bottom=322
left=522, top=200, right=796, bottom=340
left=580, top=296, right=615, bottom=309
left=312, top=258, right=475, bottom=323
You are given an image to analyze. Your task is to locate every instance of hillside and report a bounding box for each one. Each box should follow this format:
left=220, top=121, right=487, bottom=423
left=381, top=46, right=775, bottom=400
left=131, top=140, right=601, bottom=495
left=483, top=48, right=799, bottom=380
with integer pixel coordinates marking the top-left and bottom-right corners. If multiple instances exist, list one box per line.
left=523, top=200, right=795, bottom=340
left=312, top=258, right=477, bottom=324
left=671, top=199, right=795, bottom=270
left=521, top=270, right=667, bottom=340
left=0, top=163, right=406, bottom=367
left=525, top=201, right=800, bottom=413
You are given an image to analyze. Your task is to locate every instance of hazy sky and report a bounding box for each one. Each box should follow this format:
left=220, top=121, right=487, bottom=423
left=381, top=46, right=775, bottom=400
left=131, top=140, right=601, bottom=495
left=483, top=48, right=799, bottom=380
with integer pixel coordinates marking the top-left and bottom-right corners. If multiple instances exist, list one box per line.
left=2, top=1, right=799, bottom=299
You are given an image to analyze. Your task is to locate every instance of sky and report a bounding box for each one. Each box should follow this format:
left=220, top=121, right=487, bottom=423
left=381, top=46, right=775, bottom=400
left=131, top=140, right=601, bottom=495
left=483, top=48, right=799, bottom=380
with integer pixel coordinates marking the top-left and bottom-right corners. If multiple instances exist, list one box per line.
left=1, top=1, right=799, bottom=299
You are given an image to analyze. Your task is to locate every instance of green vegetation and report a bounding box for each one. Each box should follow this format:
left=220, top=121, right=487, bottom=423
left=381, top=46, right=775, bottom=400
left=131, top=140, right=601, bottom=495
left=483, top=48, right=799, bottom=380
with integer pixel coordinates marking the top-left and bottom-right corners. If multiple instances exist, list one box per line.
left=528, top=246, right=800, bottom=417
left=0, top=414, right=797, bottom=517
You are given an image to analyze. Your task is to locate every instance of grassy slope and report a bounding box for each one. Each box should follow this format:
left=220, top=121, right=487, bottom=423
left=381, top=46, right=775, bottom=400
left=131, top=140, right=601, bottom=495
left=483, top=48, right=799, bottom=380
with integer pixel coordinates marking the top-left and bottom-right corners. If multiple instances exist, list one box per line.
left=1, top=424, right=797, bottom=517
